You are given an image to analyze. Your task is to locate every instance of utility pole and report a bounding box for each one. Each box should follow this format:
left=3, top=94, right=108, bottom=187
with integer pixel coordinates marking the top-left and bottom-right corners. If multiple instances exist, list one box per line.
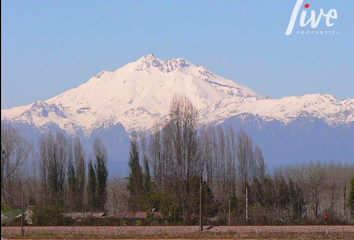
left=228, top=199, right=231, bottom=226
left=21, top=189, right=24, bottom=236
left=199, top=169, right=203, bottom=232
left=245, top=185, right=249, bottom=221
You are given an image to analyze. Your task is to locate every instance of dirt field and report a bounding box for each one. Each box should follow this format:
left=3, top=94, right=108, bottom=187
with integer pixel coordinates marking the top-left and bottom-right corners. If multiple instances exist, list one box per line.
left=2, top=225, right=354, bottom=239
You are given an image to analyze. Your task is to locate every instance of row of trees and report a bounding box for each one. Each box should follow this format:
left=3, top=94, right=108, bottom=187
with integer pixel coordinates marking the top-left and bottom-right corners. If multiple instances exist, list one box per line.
left=1, top=94, right=354, bottom=224
left=125, top=95, right=354, bottom=224
left=1, top=126, right=108, bottom=212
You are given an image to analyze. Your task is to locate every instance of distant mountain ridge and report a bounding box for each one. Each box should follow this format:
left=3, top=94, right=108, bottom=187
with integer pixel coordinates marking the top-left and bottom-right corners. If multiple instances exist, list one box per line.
left=2, top=54, right=353, bottom=173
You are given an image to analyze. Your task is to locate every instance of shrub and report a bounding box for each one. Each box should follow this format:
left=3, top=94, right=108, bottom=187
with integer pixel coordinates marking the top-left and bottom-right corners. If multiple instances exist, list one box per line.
left=32, top=206, right=74, bottom=226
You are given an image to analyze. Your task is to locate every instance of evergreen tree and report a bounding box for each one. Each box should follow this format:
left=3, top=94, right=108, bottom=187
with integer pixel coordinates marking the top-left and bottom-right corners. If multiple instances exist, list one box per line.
left=94, top=139, right=108, bottom=211
left=262, top=176, right=275, bottom=209
left=143, top=156, right=151, bottom=194
left=127, top=138, right=144, bottom=210
left=276, top=176, right=290, bottom=211
left=74, top=138, right=86, bottom=211
left=201, top=180, right=218, bottom=219
left=87, top=160, right=97, bottom=210
left=349, top=176, right=354, bottom=219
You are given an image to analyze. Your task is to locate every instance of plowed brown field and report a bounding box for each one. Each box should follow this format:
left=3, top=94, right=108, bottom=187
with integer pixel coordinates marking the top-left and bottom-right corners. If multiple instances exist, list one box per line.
left=2, top=225, right=354, bottom=239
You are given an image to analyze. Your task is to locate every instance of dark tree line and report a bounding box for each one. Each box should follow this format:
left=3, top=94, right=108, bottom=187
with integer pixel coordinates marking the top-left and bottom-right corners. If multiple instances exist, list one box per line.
left=39, top=134, right=108, bottom=211
left=126, top=95, right=354, bottom=224
left=1, top=125, right=108, bottom=213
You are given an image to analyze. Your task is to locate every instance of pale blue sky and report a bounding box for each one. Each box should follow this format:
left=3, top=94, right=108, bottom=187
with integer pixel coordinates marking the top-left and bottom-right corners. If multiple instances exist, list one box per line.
left=1, top=0, right=353, bottom=109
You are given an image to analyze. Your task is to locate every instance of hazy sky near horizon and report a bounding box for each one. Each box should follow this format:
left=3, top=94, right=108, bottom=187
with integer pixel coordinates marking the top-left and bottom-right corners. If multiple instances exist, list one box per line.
left=1, top=0, right=353, bottom=109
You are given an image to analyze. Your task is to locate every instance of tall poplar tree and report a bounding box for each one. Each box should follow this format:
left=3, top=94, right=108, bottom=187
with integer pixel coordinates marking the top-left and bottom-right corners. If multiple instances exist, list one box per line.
left=87, top=160, right=97, bottom=211
left=127, top=137, right=144, bottom=210
left=143, top=156, right=151, bottom=194
left=74, top=138, right=86, bottom=211
left=94, top=138, right=108, bottom=211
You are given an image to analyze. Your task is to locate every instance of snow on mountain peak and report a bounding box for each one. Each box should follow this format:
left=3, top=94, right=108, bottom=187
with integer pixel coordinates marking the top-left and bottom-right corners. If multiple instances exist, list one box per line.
left=131, top=54, right=195, bottom=74
left=1, top=55, right=353, bottom=136
left=201, top=93, right=354, bottom=126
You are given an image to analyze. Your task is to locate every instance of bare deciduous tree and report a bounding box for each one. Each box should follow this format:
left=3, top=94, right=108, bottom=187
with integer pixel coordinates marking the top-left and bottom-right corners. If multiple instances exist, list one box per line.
left=1, top=124, right=30, bottom=204
left=106, top=177, right=129, bottom=216
left=163, top=94, right=202, bottom=221
left=237, top=128, right=254, bottom=192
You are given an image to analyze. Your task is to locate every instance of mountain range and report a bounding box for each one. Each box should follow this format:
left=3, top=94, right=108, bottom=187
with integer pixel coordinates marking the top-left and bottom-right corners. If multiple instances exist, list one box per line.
left=2, top=54, right=353, bottom=174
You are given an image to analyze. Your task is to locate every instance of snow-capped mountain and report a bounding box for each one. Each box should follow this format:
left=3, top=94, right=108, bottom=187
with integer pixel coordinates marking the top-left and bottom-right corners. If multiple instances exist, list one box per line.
left=2, top=54, right=262, bottom=135
left=2, top=54, right=353, bottom=133
left=2, top=54, right=354, bottom=171
left=202, top=93, right=354, bottom=127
